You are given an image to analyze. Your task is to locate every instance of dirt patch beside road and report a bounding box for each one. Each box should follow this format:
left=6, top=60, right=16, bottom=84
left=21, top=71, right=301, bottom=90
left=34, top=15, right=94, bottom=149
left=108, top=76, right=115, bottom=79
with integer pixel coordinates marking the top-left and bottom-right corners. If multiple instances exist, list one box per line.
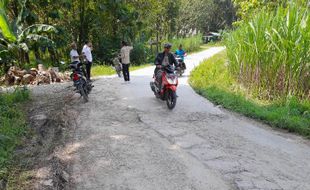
left=6, top=83, right=79, bottom=190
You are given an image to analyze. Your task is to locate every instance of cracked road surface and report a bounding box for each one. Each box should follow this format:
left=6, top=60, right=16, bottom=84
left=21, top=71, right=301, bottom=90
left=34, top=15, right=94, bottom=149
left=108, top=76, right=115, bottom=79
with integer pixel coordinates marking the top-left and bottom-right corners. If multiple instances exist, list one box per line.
left=70, top=47, right=310, bottom=190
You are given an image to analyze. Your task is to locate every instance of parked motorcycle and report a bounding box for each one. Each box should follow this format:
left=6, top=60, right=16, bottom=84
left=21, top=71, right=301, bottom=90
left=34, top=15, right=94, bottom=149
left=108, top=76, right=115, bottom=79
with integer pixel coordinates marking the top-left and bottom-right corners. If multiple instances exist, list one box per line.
left=150, top=65, right=178, bottom=110
left=69, top=62, right=93, bottom=102
left=112, top=54, right=122, bottom=78
left=175, top=55, right=186, bottom=77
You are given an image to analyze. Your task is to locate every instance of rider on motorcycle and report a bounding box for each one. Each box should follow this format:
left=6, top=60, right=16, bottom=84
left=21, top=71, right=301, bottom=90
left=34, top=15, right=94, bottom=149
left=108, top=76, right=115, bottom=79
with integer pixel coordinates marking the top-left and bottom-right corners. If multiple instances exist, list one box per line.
left=175, top=44, right=187, bottom=69
left=154, top=43, right=179, bottom=89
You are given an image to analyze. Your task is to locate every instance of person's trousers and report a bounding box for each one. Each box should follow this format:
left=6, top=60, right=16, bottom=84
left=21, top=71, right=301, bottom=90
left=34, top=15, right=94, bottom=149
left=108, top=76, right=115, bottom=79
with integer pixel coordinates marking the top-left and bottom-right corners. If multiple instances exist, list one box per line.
left=154, top=68, right=163, bottom=89
left=122, top=63, right=130, bottom=81
left=85, top=62, right=92, bottom=80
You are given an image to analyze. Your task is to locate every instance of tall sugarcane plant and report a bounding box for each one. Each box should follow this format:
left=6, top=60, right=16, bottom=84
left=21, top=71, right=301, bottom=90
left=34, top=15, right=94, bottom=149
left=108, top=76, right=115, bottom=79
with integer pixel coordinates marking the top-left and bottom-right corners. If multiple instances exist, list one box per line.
left=0, top=0, right=57, bottom=68
left=225, top=1, right=310, bottom=99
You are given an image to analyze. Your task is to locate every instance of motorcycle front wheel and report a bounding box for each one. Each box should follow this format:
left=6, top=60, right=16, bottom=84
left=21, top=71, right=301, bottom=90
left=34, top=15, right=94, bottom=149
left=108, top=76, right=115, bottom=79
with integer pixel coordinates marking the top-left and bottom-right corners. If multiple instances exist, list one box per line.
left=166, top=89, right=177, bottom=110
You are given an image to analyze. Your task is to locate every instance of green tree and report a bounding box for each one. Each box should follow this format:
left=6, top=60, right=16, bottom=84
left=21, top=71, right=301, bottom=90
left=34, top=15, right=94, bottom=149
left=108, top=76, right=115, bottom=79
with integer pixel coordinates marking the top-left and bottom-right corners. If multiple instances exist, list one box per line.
left=0, top=0, right=56, bottom=69
left=176, top=0, right=235, bottom=35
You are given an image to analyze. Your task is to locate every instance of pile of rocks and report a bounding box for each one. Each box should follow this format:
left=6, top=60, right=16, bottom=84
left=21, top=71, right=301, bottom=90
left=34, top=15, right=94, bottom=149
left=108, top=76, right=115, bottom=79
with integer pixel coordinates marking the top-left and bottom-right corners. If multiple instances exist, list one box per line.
left=0, top=64, right=72, bottom=86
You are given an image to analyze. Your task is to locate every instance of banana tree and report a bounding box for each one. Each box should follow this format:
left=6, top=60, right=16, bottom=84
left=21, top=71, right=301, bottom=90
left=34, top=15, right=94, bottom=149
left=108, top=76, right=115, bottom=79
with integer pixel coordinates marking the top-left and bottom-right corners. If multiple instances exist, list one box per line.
left=0, top=0, right=57, bottom=68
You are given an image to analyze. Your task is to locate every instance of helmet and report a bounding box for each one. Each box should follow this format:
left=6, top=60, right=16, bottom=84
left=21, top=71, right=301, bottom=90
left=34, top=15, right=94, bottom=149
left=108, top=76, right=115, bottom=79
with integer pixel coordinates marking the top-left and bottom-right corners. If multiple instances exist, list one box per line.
left=164, top=43, right=172, bottom=49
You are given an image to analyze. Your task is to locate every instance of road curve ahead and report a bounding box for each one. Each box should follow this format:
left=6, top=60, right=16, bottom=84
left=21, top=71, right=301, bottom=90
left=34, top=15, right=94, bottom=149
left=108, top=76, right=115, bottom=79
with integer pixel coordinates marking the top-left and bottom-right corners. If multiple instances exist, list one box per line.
left=70, top=47, right=310, bottom=190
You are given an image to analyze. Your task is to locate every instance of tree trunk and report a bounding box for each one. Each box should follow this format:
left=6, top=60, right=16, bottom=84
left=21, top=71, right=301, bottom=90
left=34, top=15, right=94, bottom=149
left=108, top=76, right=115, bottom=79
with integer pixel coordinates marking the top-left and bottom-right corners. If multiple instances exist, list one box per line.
left=79, top=0, right=86, bottom=48
left=25, top=52, right=30, bottom=64
left=34, top=47, right=41, bottom=62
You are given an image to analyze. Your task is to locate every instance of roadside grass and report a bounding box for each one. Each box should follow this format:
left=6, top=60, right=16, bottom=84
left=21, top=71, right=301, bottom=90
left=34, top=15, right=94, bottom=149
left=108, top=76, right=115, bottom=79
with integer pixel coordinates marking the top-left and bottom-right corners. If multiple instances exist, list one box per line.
left=0, top=88, right=30, bottom=179
left=91, top=64, right=151, bottom=77
left=91, top=39, right=221, bottom=77
left=91, top=65, right=115, bottom=77
left=188, top=42, right=224, bottom=54
left=189, top=50, right=310, bottom=138
left=170, top=34, right=202, bottom=53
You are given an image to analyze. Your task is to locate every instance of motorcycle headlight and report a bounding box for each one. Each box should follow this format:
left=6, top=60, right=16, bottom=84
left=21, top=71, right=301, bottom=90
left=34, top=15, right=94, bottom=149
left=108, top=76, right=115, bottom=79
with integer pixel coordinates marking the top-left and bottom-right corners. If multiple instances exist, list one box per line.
left=167, top=77, right=177, bottom=85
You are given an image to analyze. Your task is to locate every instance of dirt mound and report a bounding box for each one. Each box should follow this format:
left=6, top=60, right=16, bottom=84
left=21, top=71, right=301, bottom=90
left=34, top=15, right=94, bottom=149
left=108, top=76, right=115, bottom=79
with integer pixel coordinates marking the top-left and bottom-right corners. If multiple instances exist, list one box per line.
left=5, top=83, right=79, bottom=190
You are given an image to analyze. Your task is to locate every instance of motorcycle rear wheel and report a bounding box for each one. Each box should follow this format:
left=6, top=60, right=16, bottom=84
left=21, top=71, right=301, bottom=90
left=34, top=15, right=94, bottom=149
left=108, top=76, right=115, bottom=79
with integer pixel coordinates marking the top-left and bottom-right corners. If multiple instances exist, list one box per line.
left=79, top=85, right=88, bottom=103
left=166, top=89, right=177, bottom=110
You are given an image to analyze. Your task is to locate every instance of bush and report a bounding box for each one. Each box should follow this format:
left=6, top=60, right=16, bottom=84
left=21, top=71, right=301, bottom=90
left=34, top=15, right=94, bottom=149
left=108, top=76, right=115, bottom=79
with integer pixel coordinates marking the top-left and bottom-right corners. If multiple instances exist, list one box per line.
left=93, top=35, right=123, bottom=64
left=130, top=42, right=150, bottom=65
left=225, top=1, right=310, bottom=99
left=170, top=34, right=203, bottom=53
left=0, top=88, right=29, bottom=177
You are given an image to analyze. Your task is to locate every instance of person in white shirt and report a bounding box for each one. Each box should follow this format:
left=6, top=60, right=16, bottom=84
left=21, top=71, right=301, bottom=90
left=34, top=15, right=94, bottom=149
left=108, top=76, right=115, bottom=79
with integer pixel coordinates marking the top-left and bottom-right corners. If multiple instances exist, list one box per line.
left=70, top=42, right=80, bottom=64
left=120, top=41, right=133, bottom=82
left=82, top=41, right=93, bottom=81
left=70, top=42, right=87, bottom=77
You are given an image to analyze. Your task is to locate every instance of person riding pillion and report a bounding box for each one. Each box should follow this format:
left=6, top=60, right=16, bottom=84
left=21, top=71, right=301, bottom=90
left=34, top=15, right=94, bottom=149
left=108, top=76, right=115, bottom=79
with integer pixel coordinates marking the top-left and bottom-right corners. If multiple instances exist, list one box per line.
left=154, top=43, right=179, bottom=88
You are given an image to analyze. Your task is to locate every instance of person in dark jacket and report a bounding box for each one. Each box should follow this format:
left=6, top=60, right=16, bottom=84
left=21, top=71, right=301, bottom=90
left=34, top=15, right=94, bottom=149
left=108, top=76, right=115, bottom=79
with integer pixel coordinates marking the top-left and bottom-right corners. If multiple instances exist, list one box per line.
left=154, top=43, right=178, bottom=89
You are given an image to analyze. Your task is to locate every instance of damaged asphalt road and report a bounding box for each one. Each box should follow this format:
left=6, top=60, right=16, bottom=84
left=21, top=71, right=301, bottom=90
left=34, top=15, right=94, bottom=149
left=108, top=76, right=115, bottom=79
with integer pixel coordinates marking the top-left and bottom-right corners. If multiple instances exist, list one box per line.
left=18, top=47, right=310, bottom=190
left=68, top=48, right=310, bottom=190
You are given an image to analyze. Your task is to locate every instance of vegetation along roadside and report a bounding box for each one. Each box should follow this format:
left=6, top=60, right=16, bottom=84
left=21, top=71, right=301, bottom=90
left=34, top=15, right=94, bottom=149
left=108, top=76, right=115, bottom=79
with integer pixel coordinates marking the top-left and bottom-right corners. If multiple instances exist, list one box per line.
left=190, top=1, right=310, bottom=138
left=0, top=88, right=30, bottom=186
left=190, top=50, right=310, bottom=138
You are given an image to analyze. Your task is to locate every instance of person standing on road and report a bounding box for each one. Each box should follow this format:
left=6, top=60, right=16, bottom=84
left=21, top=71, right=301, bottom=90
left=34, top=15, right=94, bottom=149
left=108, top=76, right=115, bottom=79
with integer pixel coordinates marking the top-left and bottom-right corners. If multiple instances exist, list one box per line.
left=82, top=41, right=93, bottom=81
left=70, top=42, right=87, bottom=77
left=120, top=41, right=133, bottom=83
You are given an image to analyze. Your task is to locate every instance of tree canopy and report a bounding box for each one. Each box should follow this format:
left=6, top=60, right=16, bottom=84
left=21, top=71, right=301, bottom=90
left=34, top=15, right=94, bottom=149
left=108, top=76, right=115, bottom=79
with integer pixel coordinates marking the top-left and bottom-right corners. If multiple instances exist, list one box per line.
left=0, top=0, right=238, bottom=70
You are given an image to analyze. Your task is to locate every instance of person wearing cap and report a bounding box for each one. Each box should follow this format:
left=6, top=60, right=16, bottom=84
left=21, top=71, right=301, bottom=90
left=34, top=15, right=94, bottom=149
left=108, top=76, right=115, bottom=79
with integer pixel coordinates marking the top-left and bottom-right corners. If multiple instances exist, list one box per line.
left=154, top=43, right=178, bottom=89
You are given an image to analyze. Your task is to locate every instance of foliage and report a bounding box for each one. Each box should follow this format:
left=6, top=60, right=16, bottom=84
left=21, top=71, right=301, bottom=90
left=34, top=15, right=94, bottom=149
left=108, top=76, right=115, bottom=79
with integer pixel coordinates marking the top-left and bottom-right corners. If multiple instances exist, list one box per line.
left=176, top=0, right=235, bottom=35
left=1, top=0, right=236, bottom=71
left=0, top=0, right=16, bottom=42
left=170, top=34, right=203, bottom=53
left=0, top=88, right=29, bottom=179
left=190, top=51, right=310, bottom=137
left=130, top=42, right=150, bottom=65
left=232, top=0, right=308, bottom=24
left=225, top=1, right=310, bottom=99
left=233, top=0, right=283, bottom=22
left=0, top=0, right=57, bottom=70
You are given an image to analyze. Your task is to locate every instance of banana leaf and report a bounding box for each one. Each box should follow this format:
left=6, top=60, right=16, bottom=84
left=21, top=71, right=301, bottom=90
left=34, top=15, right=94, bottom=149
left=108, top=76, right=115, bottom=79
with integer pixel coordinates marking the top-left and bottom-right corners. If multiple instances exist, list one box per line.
left=0, top=0, right=17, bottom=42
left=18, top=24, right=57, bottom=41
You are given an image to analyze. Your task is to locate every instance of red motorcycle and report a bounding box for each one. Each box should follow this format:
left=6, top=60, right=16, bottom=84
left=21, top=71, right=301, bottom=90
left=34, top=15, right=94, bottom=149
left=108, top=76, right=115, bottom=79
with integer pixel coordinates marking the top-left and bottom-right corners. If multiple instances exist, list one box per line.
left=150, top=65, right=178, bottom=110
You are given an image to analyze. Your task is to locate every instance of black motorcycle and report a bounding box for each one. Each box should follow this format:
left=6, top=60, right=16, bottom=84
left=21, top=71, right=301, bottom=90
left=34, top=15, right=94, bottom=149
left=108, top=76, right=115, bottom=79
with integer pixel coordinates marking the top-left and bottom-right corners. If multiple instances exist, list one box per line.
left=70, top=62, right=93, bottom=102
